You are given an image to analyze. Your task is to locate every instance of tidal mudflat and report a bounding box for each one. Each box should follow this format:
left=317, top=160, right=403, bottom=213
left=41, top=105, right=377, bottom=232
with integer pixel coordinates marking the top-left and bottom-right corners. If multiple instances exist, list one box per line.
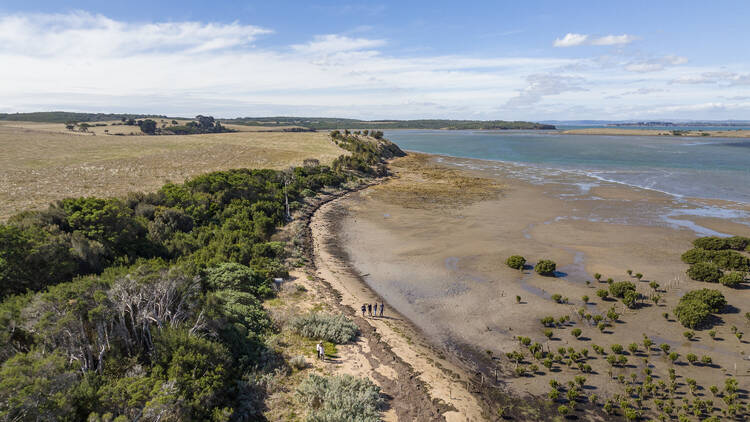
left=330, top=152, right=750, bottom=414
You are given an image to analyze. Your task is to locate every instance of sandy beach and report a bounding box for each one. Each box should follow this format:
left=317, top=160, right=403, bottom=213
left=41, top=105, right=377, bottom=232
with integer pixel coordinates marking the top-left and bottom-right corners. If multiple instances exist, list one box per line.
left=309, top=189, right=488, bottom=421
left=311, top=152, right=750, bottom=418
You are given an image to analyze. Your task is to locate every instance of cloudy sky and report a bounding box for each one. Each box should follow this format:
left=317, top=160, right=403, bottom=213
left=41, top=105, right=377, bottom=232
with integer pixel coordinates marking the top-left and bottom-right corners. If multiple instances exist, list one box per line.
left=1, top=0, right=748, bottom=120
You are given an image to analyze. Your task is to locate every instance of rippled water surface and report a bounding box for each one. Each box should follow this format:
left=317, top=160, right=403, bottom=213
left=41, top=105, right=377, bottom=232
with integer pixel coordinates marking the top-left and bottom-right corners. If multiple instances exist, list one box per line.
left=384, top=130, right=750, bottom=204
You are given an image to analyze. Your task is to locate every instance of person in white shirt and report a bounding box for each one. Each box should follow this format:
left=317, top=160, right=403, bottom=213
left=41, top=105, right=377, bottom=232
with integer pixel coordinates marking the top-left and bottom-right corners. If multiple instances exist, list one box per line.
left=316, top=342, right=325, bottom=360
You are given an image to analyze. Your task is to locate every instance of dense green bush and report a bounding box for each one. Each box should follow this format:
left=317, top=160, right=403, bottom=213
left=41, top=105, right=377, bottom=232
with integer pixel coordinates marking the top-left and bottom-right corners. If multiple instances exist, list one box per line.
left=609, top=281, right=636, bottom=298
left=290, top=313, right=359, bottom=344
left=693, top=236, right=750, bottom=251
left=534, top=259, right=557, bottom=276
left=622, top=290, right=640, bottom=309
left=0, top=162, right=353, bottom=299
left=506, top=255, right=526, bottom=270
left=675, top=300, right=712, bottom=329
left=0, top=224, right=78, bottom=298
left=682, top=289, right=727, bottom=312
left=719, top=272, right=746, bottom=288
left=296, top=374, right=383, bottom=422
left=674, top=289, right=726, bottom=328
left=204, top=262, right=273, bottom=298
left=681, top=248, right=712, bottom=264
left=681, top=248, right=750, bottom=271
left=687, top=262, right=723, bottom=282
left=693, top=236, right=730, bottom=250
left=0, top=350, right=80, bottom=421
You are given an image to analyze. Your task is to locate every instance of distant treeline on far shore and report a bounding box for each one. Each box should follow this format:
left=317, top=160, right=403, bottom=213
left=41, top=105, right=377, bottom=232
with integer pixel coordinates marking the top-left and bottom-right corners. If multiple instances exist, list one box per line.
left=0, top=111, right=555, bottom=130
left=224, top=117, right=556, bottom=130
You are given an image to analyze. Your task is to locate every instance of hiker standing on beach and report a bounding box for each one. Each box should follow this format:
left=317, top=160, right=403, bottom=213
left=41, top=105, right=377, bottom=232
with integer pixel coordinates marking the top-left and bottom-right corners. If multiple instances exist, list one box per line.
left=316, top=342, right=325, bottom=360
left=380, top=302, right=384, bottom=317
left=373, top=303, right=378, bottom=317
left=367, top=303, right=372, bottom=317
left=361, top=304, right=366, bottom=317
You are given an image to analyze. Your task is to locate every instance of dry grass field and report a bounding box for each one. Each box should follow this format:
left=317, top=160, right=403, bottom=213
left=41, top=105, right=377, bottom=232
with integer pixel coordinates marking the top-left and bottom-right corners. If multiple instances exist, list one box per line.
left=0, top=122, right=344, bottom=219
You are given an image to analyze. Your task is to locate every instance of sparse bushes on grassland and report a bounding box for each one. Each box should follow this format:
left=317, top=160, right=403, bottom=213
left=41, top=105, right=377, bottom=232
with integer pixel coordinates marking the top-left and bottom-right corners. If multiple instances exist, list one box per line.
left=290, top=313, right=359, bottom=344
left=296, top=374, right=383, bottom=422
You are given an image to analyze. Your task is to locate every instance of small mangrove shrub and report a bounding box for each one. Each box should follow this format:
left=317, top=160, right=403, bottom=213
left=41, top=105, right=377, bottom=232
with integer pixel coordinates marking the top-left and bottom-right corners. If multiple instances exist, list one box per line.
left=535, top=259, right=557, bottom=276
left=506, top=255, right=526, bottom=270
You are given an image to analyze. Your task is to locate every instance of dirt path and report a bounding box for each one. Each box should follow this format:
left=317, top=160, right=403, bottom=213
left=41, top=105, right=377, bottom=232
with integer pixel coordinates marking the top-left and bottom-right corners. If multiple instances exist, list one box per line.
left=306, top=191, right=486, bottom=421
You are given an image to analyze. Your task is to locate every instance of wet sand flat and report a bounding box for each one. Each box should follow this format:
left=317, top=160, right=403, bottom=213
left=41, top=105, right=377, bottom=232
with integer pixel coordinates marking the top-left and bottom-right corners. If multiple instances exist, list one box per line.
left=334, top=153, right=750, bottom=401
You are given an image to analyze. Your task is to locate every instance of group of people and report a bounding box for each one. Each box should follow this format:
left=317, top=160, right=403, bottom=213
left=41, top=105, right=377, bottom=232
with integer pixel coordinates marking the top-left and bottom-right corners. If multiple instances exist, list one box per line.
left=361, top=302, right=385, bottom=318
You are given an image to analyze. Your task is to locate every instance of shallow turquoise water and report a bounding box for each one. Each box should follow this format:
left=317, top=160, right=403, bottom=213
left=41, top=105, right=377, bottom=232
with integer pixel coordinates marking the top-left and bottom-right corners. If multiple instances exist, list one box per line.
left=384, top=130, right=750, bottom=204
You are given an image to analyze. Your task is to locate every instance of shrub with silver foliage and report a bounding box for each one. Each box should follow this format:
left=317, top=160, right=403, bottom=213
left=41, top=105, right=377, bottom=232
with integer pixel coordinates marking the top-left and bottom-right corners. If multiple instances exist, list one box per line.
left=296, top=374, right=383, bottom=422
left=289, top=313, right=359, bottom=344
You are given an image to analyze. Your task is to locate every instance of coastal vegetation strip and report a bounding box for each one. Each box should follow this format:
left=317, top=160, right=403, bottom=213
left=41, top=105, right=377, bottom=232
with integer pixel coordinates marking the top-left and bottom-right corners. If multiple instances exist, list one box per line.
left=0, top=132, right=402, bottom=420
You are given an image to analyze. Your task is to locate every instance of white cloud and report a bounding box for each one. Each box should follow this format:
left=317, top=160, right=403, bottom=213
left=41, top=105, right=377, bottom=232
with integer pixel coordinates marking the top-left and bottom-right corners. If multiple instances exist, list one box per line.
left=590, top=34, right=638, bottom=46
left=505, top=74, right=587, bottom=107
left=291, top=34, right=386, bottom=54
left=0, top=12, right=271, bottom=57
left=621, top=88, right=665, bottom=95
left=625, top=55, right=687, bottom=72
left=670, top=71, right=750, bottom=86
left=554, top=33, right=589, bottom=47
left=0, top=12, right=748, bottom=120
left=554, top=33, right=637, bottom=47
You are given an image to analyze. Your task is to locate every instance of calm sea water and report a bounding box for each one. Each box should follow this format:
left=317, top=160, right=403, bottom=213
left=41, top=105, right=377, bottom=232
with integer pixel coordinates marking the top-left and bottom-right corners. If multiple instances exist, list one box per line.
left=384, top=130, right=750, bottom=204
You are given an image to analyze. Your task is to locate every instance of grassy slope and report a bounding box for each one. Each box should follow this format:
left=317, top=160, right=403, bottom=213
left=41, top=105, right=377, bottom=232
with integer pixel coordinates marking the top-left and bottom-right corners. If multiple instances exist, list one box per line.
left=0, top=122, right=344, bottom=219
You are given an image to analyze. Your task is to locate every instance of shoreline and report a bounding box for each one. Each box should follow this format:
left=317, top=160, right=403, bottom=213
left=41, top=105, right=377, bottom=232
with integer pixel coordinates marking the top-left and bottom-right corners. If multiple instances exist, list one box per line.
left=402, top=149, right=750, bottom=211
left=418, top=151, right=750, bottom=237
left=307, top=185, right=491, bottom=421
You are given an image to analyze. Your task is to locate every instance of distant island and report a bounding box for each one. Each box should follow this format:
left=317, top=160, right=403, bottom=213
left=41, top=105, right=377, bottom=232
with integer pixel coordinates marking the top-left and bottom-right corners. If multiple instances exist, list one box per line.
left=0, top=111, right=554, bottom=130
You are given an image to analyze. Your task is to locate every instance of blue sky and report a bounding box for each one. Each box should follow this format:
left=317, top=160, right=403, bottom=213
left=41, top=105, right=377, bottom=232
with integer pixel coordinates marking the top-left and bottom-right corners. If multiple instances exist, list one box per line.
left=0, top=1, right=748, bottom=120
